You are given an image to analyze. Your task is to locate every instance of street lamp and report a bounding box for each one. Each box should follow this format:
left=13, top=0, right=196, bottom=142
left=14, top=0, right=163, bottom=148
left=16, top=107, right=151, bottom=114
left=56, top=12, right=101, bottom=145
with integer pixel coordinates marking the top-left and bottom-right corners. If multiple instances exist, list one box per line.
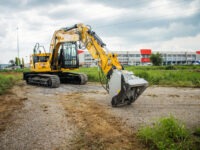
left=26, top=56, right=28, bottom=65
left=17, top=27, right=19, bottom=65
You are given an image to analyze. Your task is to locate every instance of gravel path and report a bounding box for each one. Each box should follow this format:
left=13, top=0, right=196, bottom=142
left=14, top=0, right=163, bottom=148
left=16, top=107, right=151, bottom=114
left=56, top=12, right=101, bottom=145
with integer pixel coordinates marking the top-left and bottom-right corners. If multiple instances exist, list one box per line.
left=62, top=84, right=200, bottom=130
left=0, top=85, right=76, bottom=150
left=106, top=86, right=200, bottom=130
left=0, top=83, right=199, bottom=149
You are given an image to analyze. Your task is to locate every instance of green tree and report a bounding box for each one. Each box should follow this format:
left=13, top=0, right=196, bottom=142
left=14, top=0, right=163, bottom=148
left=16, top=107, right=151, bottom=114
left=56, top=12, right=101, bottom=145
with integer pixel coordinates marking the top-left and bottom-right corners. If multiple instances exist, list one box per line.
left=150, top=53, right=163, bottom=66
left=9, top=60, right=15, bottom=66
left=18, top=58, right=21, bottom=65
left=15, top=57, right=18, bottom=66
left=22, top=58, right=25, bottom=68
left=15, top=57, right=21, bottom=66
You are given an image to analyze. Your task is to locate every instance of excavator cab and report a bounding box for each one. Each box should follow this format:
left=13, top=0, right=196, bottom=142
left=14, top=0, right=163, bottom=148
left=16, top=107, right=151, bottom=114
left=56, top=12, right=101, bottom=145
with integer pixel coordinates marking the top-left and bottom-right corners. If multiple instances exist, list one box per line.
left=30, top=43, right=51, bottom=72
left=58, top=42, right=79, bottom=69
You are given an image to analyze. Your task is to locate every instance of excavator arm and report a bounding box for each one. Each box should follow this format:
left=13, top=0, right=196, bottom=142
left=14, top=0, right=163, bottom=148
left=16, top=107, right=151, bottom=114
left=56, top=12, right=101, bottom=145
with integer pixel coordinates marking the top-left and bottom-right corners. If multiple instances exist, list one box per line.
left=75, top=24, right=122, bottom=75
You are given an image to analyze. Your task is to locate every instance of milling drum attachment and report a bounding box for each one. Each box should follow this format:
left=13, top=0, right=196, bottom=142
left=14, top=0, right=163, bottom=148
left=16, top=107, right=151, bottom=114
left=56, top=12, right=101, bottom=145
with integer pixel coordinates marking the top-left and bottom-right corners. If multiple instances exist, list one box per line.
left=108, top=70, right=148, bottom=107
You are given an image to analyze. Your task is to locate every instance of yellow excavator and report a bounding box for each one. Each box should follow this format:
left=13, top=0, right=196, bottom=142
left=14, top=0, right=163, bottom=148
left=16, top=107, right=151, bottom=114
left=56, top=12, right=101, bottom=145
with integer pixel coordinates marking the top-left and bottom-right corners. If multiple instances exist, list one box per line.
left=23, top=23, right=148, bottom=106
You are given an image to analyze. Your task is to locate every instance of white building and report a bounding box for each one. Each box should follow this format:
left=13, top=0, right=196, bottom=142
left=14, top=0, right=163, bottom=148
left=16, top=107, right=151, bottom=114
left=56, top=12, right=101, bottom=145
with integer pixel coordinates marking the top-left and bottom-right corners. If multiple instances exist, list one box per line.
left=158, top=51, right=197, bottom=65
left=78, top=49, right=200, bottom=66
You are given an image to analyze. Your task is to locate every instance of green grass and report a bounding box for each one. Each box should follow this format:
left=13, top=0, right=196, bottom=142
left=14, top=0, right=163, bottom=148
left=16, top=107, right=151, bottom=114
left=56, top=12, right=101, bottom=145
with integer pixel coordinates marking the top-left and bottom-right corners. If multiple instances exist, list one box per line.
left=2, top=65, right=199, bottom=87
left=0, top=74, right=20, bottom=95
left=137, top=116, right=194, bottom=150
left=130, top=70, right=200, bottom=87
left=72, top=67, right=101, bottom=82
left=126, top=65, right=200, bottom=70
left=194, top=127, right=200, bottom=137
left=72, top=65, right=200, bottom=87
left=126, top=65, right=200, bottom=87
left=0, top=68, right=30, bottom=72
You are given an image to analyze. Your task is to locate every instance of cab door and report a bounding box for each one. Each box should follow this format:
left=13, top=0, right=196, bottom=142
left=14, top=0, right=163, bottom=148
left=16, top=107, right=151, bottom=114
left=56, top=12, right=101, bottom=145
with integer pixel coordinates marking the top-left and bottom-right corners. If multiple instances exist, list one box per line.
left=59, top=42, right=79, bottom=69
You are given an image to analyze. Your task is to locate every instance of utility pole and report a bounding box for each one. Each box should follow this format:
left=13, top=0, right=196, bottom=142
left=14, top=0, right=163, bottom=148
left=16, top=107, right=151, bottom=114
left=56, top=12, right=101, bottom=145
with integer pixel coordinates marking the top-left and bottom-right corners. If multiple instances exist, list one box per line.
left=17, top=27, right=19, bottom=65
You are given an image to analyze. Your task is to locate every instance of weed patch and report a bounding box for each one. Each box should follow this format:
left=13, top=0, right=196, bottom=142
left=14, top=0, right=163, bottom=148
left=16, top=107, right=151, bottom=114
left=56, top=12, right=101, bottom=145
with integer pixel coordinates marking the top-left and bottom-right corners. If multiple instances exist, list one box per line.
left=137, top=116, right=197, bottom=150
left=0, top=74, right=20, bottom=95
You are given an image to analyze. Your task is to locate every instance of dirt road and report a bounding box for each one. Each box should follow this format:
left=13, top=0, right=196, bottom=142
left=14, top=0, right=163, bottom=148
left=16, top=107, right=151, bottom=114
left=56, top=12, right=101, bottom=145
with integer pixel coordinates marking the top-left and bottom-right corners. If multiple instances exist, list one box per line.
left=0, top=82, right=199, bottom=149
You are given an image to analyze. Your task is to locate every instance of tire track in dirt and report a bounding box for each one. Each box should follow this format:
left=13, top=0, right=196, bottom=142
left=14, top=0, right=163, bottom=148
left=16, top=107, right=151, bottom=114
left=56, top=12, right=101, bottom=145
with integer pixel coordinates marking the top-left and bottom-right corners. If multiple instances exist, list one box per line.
left=60, top=92, right=144, bottom=150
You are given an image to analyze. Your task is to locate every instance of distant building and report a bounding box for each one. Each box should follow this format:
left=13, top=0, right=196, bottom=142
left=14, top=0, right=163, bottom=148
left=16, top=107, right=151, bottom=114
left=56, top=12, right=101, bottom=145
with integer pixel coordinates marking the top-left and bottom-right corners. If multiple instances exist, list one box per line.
left=0, top=64, right=9, bottom=69
left=196, top=50, right=200, bottom=60
left=158, top=51, right=197, bottom=65
left=78, top=49, right=200, bottom=66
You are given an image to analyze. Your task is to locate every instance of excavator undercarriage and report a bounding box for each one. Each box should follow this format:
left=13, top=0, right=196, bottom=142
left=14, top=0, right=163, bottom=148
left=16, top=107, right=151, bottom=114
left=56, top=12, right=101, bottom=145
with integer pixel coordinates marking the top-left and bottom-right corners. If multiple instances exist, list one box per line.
left=23, top=72, right=88, bottom=88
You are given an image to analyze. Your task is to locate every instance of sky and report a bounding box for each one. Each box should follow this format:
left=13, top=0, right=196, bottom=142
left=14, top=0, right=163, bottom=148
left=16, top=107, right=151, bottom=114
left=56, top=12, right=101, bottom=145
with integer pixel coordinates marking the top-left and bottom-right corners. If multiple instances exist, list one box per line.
left=0, top=0, right=200, bottom=64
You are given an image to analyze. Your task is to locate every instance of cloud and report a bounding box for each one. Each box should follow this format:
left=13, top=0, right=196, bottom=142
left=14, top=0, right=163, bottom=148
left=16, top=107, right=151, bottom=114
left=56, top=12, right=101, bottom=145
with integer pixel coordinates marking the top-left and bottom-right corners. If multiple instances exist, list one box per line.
left=129, top=33, right=200, bottom=51
left=38, top=2, right=129, bottom=26
left=85, top=0, right=151, bottom=9
left=0, top=0, right=66, bottom=10
left=0, top=19, right=7, bottom=38
left=0, top=0, right=199, bottom=63
left=130, top=22, right=200, bottom=43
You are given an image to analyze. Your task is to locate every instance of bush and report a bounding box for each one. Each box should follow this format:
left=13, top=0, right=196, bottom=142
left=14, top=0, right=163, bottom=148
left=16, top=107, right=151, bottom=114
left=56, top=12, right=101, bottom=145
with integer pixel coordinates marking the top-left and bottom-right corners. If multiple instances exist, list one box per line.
left=150, top=53, right=163, bottom=66
left=194, top=127, right=200, bottom=137
left=165, top=65, right=176, bottom=70
left=137, top=116, right=192, bottom=150
left=0, top=74, right=20, bottom=95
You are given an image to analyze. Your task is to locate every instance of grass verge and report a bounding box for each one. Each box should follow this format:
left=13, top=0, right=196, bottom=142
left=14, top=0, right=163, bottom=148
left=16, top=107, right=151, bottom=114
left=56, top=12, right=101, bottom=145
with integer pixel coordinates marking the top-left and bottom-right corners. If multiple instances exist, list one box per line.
left=0, top=80, right=27, bottom=132
left=131, top=70, right=200, bottom=87
left=137, top=116, right=199, bottom=150
left=72, top=65, right=200, bottom=87
left=0, top=73, right=21, bottom=95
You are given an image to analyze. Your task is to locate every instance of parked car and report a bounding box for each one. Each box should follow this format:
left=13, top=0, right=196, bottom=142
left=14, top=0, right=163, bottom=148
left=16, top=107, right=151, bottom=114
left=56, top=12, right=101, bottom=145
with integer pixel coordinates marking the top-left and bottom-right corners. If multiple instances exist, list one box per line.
left=192, top=61, right=200, bottom=65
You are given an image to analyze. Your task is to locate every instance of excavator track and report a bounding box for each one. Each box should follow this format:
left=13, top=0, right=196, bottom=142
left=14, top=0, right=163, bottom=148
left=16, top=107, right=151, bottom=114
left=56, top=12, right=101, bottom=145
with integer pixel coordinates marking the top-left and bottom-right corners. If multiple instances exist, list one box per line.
left=79, top=73, right=88, bottom=85
left=26, top=74, right=60, bottom=88
left=23, top=72, right=88, bottom=88
left=58, top=72, right=88, bottom=85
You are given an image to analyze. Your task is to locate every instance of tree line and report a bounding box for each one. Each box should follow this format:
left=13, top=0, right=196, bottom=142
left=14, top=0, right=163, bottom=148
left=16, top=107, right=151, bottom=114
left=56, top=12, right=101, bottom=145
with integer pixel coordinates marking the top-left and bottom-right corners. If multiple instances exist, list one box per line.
left=7, top=54, right=162, bottom=68
left=9, top=57, right=25, bottom=68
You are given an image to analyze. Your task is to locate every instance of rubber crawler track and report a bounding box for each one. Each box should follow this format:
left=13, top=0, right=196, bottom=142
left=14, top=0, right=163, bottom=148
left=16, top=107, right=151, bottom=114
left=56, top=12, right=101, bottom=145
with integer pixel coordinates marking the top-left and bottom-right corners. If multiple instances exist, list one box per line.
left=26, top=74, right=60, bottom=88
left=25, top=73, right=88, bottom=88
